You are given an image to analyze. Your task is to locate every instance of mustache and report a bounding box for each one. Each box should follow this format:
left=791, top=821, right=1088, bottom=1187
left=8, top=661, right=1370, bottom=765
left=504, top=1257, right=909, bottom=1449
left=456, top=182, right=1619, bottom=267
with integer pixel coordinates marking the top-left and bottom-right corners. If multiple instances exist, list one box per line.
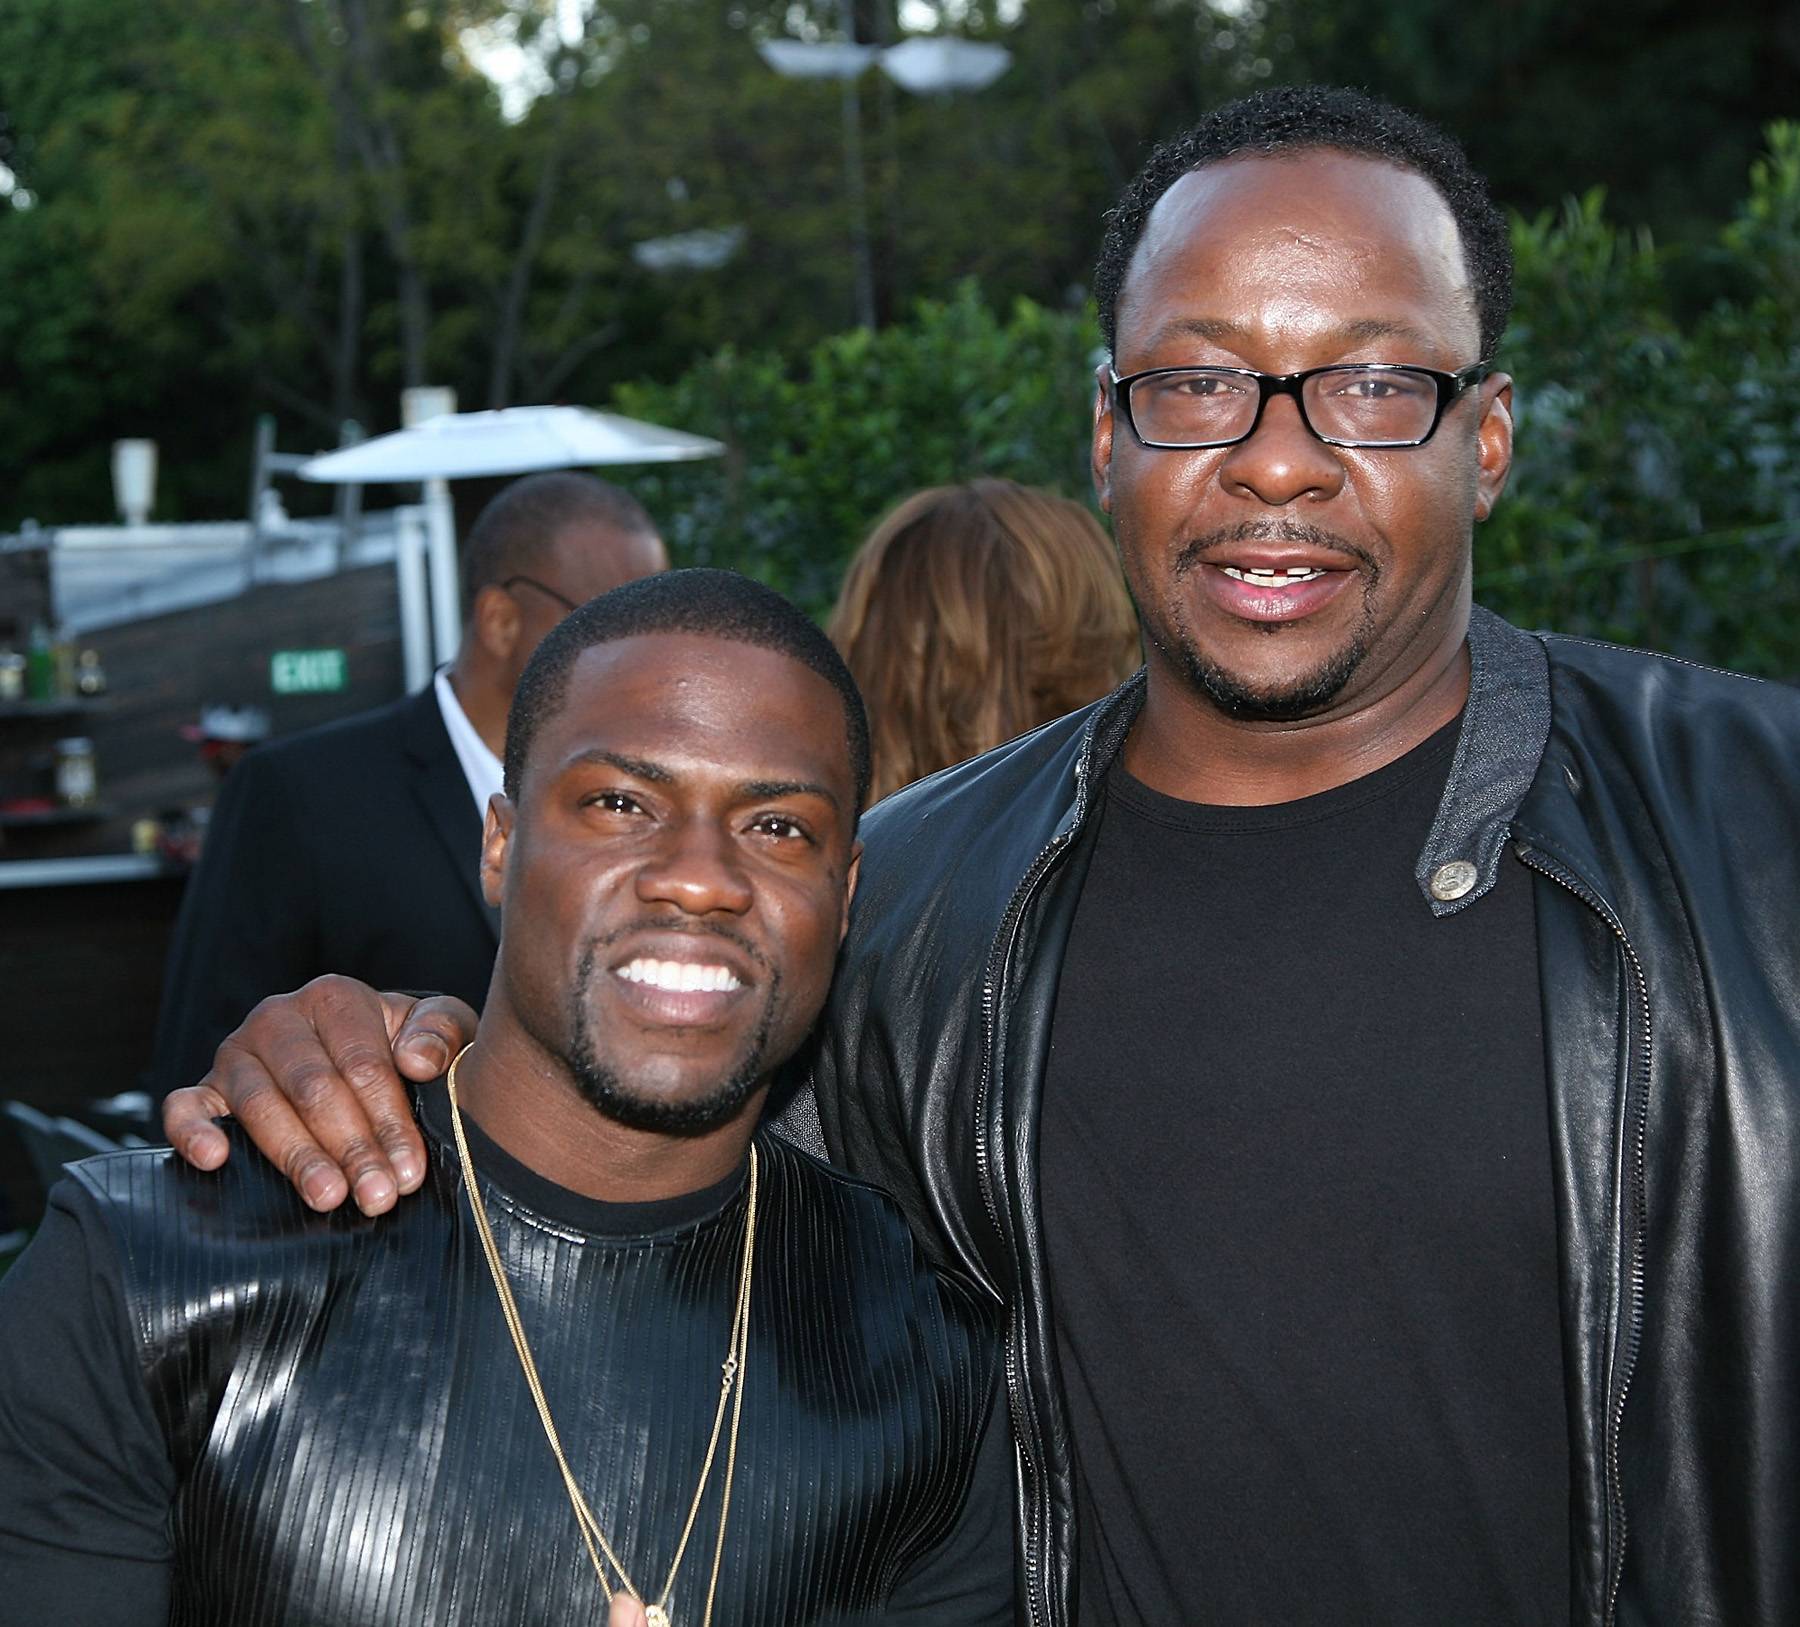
left=576, top=917, right=772, bottom=977
left=1172, top=520, right=1378, bottom=578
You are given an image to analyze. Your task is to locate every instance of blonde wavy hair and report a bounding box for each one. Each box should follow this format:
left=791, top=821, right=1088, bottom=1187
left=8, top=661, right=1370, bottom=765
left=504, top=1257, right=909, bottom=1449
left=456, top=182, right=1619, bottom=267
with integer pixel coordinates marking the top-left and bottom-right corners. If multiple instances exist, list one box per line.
left=828, top=479, right=1141, bottom=804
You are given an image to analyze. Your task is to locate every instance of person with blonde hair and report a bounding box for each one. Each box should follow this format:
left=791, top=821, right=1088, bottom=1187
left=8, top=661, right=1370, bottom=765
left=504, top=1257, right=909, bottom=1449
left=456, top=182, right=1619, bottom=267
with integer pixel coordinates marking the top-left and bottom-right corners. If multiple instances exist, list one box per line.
left=827, top=477, right=1140, bottom=802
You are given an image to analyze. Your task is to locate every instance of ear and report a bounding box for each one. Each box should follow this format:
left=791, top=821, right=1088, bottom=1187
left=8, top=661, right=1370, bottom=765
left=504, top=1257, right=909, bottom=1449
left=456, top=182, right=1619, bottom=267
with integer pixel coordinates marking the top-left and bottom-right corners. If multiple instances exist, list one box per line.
left=1472, top=373, right=1514, bottom=522
left=838, top=842, right=863, bottom=944
left=471, top=583, right=523, bottom=664
left=479, top=793, right=516, bottom=909
left=1091, top=365, right=1116, bottom=514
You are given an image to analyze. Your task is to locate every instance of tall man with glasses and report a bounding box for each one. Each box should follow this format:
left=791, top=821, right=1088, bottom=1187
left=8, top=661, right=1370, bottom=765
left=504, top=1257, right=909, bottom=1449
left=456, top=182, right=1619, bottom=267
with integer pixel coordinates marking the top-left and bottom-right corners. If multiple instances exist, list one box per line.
left=161, top=87, right=1800, bottom=1625
left=152, top=471, right=668, bottom=1098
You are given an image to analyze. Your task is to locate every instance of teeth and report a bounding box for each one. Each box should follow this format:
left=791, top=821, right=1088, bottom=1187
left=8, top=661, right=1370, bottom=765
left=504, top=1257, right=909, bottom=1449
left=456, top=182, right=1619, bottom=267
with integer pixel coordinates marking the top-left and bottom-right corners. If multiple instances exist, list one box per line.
left=616, top=959, right=742, bottom=993
left=1221, top=566, right=1326, bottom=583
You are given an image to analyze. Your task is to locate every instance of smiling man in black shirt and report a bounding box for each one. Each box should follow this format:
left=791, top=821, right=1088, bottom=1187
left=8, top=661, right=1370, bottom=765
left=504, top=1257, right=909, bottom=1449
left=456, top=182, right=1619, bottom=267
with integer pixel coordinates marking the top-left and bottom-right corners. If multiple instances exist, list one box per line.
left=0, top=572, right=1010, bottom=1627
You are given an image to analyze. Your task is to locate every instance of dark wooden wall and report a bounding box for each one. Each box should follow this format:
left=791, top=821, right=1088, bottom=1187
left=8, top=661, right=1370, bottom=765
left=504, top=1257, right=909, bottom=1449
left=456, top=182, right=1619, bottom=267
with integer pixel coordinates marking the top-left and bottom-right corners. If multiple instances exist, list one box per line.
left=0, top=555, right=417, bottom=1228
left=1, top=556, right=409, bottom=859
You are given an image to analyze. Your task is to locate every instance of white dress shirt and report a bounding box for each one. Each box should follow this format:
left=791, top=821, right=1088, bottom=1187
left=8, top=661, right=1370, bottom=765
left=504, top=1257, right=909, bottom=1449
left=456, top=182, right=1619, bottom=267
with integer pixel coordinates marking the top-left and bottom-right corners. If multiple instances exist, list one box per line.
left=433, top=668, right=503, bottom=822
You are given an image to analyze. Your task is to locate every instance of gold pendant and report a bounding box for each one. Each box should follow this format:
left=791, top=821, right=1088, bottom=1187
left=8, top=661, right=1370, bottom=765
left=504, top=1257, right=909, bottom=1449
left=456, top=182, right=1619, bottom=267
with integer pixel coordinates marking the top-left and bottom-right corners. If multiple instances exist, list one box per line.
left=645, top=1607, right=671, bottom=1627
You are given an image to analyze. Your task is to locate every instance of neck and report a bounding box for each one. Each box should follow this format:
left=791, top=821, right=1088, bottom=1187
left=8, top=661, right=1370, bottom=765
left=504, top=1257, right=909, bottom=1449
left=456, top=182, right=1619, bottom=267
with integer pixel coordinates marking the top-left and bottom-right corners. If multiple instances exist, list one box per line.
left=1123, top=616, right=1471, bottom=806
left=446, top=1020, right=761, bottom=1204
left=446, top=654, right=510, bottom=760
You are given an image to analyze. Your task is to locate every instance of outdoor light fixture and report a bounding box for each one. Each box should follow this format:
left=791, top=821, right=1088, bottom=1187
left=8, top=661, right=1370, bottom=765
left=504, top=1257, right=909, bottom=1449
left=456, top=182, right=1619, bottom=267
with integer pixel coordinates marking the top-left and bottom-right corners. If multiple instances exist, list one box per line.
left=632, top=226, right=747, bottom=272
left=110, top=440, right=158, bottom=528
left=879, top=37, right=1011, bottom=93
left=402, top=386, right=458, bottom=429
left=755, top=40, right=881, bottom=79
left=758, top=27, right=1013, bottom=328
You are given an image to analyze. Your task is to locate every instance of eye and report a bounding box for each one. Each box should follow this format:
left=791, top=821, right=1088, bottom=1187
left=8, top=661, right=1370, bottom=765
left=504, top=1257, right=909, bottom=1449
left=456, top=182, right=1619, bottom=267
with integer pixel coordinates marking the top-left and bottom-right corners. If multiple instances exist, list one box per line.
left=748, top=812, right=813, bottom=843
left=1166, top=371, right=1246, bottom=398
left=585, top=790, right=646, bottom=816
left=1326, top=369, right=1431, bottom=400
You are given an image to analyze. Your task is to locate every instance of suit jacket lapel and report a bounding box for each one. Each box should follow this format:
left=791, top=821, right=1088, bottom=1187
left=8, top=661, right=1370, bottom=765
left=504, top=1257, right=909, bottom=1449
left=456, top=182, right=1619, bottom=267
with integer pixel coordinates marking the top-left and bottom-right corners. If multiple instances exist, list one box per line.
left=400, top=686, right=501, bottom=943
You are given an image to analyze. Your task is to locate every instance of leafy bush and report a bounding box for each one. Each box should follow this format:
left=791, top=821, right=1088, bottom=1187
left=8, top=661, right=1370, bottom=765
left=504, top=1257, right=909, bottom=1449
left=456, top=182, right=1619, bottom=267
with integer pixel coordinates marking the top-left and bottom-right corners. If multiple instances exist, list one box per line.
left=1482, top=124, right=1800, bottom=676
left=615, top=283, right=1101, bottom=616
left=621, top=128, right=1799, bottom=679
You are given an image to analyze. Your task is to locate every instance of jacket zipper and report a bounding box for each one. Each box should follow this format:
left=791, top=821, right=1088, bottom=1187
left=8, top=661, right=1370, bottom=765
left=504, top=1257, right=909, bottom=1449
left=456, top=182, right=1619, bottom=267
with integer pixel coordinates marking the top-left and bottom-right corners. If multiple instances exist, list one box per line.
left=974, top=735, right=1096, bottom=1627
left=1516, top=846, right=1652, bottom=1627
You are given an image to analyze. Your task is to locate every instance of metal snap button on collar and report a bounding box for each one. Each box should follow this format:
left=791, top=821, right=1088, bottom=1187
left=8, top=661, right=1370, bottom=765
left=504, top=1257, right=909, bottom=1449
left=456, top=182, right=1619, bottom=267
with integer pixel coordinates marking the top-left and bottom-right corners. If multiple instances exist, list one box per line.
left=1429, top=859, right=1478, bottom=901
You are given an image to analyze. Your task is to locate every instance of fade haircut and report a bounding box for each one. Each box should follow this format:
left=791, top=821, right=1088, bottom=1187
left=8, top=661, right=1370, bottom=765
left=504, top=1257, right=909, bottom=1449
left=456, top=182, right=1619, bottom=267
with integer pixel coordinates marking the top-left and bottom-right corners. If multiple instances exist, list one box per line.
left=503, top=568, right=873, bottom=820
left=459, top=471, right=656, bottom=614
left=1095, top=85, right=1514, bottom=362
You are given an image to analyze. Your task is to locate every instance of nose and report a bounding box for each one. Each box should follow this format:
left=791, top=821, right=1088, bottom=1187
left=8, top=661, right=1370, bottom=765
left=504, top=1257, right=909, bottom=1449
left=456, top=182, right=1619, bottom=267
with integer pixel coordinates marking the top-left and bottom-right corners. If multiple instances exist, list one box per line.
left=634, top=817, right=754, bottom=917
left=1216, top=392, right=1346, bottom=507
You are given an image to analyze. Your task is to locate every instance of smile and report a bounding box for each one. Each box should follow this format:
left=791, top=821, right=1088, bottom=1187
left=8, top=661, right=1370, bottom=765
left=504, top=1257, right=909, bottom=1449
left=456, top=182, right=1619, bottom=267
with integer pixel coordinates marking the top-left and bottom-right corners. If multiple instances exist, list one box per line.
left=1219, top=566, right=1327, bottom=584
left=1199, top=560, right=1356, bottom=625
left=615, top=958, right=743, bottom=993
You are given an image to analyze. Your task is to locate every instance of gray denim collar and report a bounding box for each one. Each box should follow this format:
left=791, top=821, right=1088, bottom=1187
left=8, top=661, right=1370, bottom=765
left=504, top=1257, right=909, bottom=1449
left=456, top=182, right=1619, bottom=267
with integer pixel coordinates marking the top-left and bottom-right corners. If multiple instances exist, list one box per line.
left=1414, top=604, right=1552, bottom=915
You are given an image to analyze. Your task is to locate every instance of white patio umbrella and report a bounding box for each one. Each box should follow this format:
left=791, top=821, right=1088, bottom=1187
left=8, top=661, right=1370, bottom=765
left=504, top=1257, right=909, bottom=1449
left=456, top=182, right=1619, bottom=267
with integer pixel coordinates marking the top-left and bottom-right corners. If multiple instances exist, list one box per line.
left=295, top=404, right=723, bottom=693
left=295, top=405, right=725, bottom=484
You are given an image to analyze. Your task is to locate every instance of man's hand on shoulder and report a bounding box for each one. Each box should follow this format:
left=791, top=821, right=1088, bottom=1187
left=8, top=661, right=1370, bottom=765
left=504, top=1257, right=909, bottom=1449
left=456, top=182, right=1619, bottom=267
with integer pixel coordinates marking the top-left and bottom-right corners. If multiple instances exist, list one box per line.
left=160, top=975, right=479, bottom=1215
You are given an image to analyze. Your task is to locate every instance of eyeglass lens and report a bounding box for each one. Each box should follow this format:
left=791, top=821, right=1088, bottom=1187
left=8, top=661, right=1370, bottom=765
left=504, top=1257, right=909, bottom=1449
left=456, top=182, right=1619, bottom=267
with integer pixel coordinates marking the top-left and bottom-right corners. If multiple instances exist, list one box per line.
left=1130, top=367, right=1446, bottom=447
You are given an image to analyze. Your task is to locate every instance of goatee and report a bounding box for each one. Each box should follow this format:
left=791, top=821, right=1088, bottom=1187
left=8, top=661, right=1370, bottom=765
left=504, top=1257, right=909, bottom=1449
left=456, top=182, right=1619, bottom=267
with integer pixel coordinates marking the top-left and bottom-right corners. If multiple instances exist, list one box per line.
left=1165, top=520, right=1378, bottom=721
left=563, top=940, right=780, bottom=1137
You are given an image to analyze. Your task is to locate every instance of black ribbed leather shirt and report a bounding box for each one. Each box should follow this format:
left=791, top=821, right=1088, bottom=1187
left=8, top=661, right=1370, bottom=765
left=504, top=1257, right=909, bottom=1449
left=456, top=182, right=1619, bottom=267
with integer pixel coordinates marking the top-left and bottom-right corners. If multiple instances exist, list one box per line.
left=0, top=1092, right=1009, bottom=1625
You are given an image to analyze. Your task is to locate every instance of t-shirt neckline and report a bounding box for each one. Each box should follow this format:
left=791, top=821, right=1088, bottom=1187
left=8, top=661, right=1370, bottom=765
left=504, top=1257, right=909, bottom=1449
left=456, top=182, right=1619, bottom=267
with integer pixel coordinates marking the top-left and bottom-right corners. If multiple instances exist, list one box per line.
left=416, top=1081, right=751, bottom=1240
left=1108, top=713, right=1462, bottom=836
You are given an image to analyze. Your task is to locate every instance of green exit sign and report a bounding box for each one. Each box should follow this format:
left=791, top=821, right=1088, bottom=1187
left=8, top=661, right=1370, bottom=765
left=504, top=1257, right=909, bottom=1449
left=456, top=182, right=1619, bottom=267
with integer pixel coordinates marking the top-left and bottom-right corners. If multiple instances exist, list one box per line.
left=271, top=648, right=348, bottom=695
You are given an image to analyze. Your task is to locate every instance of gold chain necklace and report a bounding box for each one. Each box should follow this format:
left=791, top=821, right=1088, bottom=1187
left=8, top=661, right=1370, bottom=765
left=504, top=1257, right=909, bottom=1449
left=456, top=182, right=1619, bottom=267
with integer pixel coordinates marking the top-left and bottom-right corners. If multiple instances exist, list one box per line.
left=446, top=1053, right=758, bottom=1627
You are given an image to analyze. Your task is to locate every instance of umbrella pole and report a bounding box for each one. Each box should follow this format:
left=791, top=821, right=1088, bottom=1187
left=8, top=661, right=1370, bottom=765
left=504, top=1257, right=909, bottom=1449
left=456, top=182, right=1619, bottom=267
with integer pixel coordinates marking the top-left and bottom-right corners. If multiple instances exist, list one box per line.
left=395, top=505, right=435, bottom=694
left=425, top=478, right=461, bottom=668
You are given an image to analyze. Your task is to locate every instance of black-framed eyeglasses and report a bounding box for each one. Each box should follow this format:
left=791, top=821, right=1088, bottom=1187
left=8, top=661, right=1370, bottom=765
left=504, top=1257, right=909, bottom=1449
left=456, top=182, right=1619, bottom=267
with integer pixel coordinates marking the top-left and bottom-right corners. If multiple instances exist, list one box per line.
left=501, top=574, right=580, bottom=613
left=1109, top=361, right=1491, bottom=450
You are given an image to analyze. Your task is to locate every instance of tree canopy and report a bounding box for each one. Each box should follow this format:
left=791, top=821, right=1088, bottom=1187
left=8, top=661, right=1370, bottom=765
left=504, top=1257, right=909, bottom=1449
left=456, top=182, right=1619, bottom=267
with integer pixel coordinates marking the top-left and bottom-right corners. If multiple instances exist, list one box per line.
left=2, top=0, right=1793, bottom=678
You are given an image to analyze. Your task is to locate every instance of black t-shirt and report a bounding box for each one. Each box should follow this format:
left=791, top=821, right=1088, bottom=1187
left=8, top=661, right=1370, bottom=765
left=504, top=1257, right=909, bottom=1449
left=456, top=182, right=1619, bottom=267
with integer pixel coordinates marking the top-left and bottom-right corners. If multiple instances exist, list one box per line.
left=0, top=1097, right=1014, bottom=1625
left=1040, top=720, right=1570, bottom=1625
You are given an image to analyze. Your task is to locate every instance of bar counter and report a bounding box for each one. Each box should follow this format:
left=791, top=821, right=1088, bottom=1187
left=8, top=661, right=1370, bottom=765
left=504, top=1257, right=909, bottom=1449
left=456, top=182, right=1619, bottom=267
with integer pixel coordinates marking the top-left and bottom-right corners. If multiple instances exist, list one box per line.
left=0, top=853, right=176, bottom=889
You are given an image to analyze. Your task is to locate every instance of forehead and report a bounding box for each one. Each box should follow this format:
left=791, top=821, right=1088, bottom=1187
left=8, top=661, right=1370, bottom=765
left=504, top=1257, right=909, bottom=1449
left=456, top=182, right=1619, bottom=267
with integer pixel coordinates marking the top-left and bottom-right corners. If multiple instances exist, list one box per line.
left=1116, top=150, right=1477, bottom=360
left=536, top=631, right=853, bottom=796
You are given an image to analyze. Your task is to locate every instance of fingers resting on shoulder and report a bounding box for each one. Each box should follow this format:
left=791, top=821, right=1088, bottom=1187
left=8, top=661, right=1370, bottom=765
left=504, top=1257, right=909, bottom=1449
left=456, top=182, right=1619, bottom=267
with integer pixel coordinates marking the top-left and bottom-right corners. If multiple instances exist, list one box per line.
left=158, top=976, right=479, bottom=1216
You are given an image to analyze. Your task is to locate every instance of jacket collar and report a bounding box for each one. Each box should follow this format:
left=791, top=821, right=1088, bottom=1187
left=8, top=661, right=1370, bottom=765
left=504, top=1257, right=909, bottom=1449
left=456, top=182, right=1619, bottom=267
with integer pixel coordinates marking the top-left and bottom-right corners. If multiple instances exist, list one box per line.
left=398, top=685, right=502, bottom=943
left=1070, top=604, right=1553, bottom=920
left=1414, top=605, right=1552, bottom=916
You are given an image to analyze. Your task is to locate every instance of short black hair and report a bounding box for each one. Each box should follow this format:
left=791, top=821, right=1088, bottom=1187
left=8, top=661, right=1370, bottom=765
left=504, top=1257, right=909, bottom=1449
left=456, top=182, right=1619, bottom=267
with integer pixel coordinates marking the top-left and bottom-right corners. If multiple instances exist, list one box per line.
left=503, top=568, right=873, bottom=821
left=459, top=471, right=657, bottom=613
left=1095, top=85, right=1513, bottom=362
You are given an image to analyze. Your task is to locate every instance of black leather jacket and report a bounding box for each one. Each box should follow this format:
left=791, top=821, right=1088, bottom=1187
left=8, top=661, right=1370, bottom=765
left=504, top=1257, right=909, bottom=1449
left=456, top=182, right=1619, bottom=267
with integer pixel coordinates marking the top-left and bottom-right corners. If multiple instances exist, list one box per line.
left=809, top=607, right=1800, bottom=1627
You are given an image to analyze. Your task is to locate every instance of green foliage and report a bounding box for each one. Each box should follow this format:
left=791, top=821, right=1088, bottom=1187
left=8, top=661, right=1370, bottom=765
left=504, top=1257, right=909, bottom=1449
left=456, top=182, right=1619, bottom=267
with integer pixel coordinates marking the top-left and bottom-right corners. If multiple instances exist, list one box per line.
left=617, top=129, right=1800, bottom=681
left=2, top=2, right=1795, bottom=677
left=1480, top=124, right=1800, bottom=677
left=616, top=283, right=1101, bottom=614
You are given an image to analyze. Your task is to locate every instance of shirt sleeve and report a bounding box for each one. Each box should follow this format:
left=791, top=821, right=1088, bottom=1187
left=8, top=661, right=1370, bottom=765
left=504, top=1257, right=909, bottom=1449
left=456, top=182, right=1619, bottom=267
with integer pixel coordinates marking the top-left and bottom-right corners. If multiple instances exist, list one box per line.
left=0, top=1174, right=175, bottom=1624
left=879, top=1373, right=1017, bottom=1625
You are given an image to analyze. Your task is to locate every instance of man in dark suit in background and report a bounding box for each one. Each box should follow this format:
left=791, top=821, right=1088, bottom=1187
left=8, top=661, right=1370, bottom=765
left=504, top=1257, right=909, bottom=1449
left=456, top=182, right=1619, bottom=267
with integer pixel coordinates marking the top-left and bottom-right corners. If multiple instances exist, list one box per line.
left=150, top=471, right=668, bottom=1098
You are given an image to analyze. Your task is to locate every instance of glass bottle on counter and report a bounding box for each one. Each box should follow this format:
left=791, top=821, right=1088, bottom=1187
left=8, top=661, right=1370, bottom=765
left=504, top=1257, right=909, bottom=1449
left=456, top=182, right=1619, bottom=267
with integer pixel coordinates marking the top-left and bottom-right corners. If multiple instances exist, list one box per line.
left=75, top=648, right=107, bottom=696
left=53, top=737, right=98, bottom=807
left=25, top=622, right=55, bottom=701
left=51, top=625, right=78, bottom=697
left=0, top=645, right=23, bottom=702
